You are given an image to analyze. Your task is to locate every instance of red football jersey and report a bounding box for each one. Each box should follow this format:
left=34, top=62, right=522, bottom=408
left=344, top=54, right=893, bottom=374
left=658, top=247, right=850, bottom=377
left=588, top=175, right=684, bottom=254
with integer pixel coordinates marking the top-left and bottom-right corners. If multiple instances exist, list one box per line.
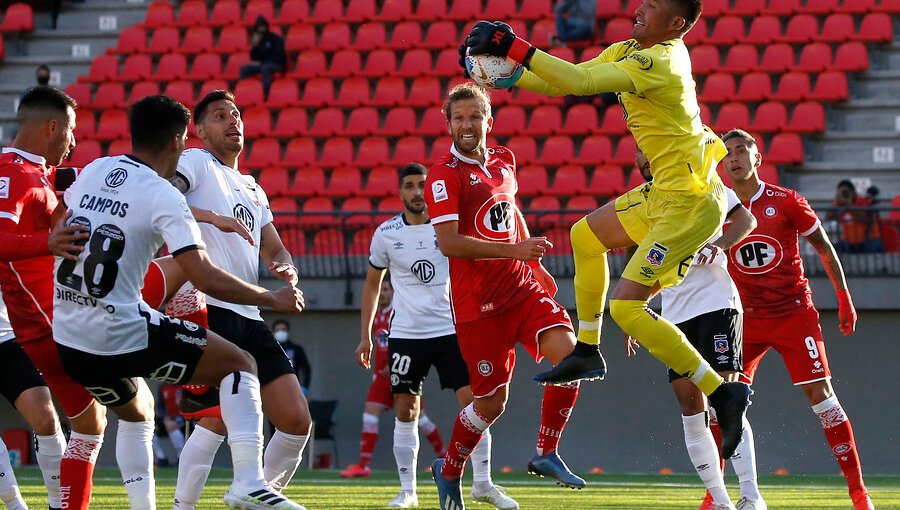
left=158, top=384, right=182, bottom=417
left=726, top=182, right=820, bottom=317
left=372, top=305, right=392, bottom=373
left=425, top=145, right=531, bottom=323
left=0, top=149, right=58, bottom=343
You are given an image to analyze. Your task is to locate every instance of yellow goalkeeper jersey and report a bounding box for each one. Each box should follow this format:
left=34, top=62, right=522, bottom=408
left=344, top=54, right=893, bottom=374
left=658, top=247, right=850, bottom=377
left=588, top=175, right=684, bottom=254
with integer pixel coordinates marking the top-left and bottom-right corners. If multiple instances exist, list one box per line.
left=518, top=38, right=727, bottom=193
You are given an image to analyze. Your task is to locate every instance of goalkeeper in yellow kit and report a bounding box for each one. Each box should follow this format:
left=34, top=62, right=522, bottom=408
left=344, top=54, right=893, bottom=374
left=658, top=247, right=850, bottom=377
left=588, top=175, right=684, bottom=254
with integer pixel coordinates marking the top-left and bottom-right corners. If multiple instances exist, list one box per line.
left=463, top=0, right=751, bottom=459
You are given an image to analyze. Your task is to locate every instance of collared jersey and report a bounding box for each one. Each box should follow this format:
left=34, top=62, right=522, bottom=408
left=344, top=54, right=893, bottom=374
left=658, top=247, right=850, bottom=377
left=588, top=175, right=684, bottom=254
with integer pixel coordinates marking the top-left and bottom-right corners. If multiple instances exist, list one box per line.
left=0, top=147, right=57, bottom=343
left=173, top=148, right=273, bottom=321
left=726, top=182, right=821, bottom=317
left=369, top=214, right=455, bottom=338
left=425, top=145, right=532, bottom=323
left=53, top=155, right=205, bottom=355
left=661, top=186, right=743, bottom=324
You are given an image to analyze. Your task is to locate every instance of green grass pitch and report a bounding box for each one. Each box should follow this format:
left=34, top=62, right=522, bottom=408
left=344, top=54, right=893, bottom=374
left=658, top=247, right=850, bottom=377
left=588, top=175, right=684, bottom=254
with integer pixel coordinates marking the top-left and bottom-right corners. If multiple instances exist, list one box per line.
left=12, top=467, right=900, bottom=509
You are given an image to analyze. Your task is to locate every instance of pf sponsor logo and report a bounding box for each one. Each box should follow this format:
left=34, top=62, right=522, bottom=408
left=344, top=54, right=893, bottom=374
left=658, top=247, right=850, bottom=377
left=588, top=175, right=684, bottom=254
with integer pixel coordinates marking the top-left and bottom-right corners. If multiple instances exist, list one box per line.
left=474, top=194, right=517, bottom=241
left=104, top=167, right=128, bottom=188
left=731, top=234, right=784, bottom=274
left=477, top=360, right=493, bottom=376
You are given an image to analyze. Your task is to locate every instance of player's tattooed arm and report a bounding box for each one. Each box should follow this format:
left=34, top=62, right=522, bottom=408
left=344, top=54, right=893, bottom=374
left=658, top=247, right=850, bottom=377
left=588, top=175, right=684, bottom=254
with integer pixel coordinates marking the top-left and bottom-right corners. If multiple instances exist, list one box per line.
left=805, top=226, right=857, bottom=335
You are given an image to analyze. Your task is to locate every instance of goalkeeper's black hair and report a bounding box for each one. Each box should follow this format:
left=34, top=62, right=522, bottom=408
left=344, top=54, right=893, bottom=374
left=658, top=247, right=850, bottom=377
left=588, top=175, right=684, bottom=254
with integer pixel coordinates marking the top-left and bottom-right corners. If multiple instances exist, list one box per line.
left=670, top=0, right=702, bottom=33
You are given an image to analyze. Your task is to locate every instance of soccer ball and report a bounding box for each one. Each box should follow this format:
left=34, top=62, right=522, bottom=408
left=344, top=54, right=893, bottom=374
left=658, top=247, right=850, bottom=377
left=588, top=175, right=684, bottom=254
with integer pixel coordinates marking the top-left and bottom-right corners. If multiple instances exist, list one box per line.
left=464, top=49, right=524, bottom=90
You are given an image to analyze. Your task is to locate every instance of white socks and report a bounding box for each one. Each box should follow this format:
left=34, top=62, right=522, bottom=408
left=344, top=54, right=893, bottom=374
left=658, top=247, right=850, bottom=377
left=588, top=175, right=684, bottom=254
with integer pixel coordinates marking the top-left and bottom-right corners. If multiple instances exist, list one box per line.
left=219, top=371, right=265, bottom=486
left=471, top=428, right=492, bottom=484
left=732, top=415, right=761, bottom=500
left=116, top=420, right=156, bottom=510
left=393, top=418, right=419, bottom=492
left=264, top=430, right=309, bottom=491
left=34, top=428, right=66, bottom=508
left=174, top=425, right=224, bottom=509
left=682, top=412, right=731, bottom=506
left=0, top=439, right=27, bottom=510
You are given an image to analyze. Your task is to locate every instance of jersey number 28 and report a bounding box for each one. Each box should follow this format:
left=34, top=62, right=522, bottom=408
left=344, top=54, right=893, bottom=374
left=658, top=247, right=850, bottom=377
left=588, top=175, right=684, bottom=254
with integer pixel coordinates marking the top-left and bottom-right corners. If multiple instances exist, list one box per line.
left=56, top=217, right=125, bottom=299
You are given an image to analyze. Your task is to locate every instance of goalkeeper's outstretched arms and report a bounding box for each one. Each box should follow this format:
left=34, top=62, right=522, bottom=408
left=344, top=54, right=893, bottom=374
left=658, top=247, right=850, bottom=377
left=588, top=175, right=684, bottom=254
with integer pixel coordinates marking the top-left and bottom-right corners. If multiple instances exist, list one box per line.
left=463, top=20, right=637, bottom=96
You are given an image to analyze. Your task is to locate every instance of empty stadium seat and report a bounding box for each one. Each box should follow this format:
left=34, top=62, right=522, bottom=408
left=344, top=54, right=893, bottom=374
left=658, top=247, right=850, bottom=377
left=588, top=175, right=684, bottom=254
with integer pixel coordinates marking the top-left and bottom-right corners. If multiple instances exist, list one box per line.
left=406, top=77, right=441, bottom=107
left=310, top=0, right=343, bottom=23
left=837, top=0, right=877, bottom=13
left=810, top=71, right=849, bottom=101
left=745, top=16, right=782, bottom=45
left=714, top=103, right=751, bottom=133
left=560, top=104, right=599, bottom=135
left=324, top=49, right=362, bottom=78
left=484, top=0, right=517, bottom=20
left=244, top=139, right=281, bottom=169
left=95, top=110, right=129, bottom=141
left=271, top=197, right=302, bottom=225
left=611, top=137, right=638, bottom=165
left=107, top=139, right=131, bottom=158
left=602, top=17, right=634, bottom=43
left=323, top=167, right=363, bottom=197
left=341, top=197, right=376, bottom=225
left=785, top=101, right=826, bottom=133
left=154, top=53, right=188, bottom=82
left=319, top=23, right=352, bottom=51
left=113, top=26, right=147, bottom=55
left=722, top=44, right=759, bottom=74
left=301, top=78, right=336, bottom=107
left=379, top=0, right=413, bottom=21
left=217, top=25, right=250, bottom=54
left=527, top=106, right=563, bottom=136
left=409, top=0, right=447, bottom=20
left=564, top=196, right=599, bottom=223
left=732, top=0, right=767, bottom=15
left=278, top=0, right=310, bottom=25
left=82, top=55, right=119, bottom=83
left=772, top=72, right=811, bottom=101
left=422, top=21, right=457, bottom=49
left=759, top=43, right=795, bottom=72
left=320, top=138, right=355, bottom=166
left=362, top=166, right=399, bottom=197
left=683, top=17, right=708, bottom=45
left=506, top=136, right=538, bottom=164
left=2, top=2, right=33, bottom=32
left=244, top=0, right=275, bottom=25
left=833, top=41, right=869, bottom=71
left=548, top=165, right=587, bottom=196
left=361, top=49, right=397, bottom=77
left=242, top=108, right=271, bottom=139
left=119, top=54, right=153, bottom=82
left=586, top=165, right=627, bottom=196
left=188, top=53, right=223, bottom=81
left=343, top=106, right=379, bottom=136
left=709, top=16, right=746, bottom=45
left=354, top=23, right=386, bottom=51
left=781, top=15, right=819, bottom=43
left=129, top=81, right=160, bottom=103
left=518, top=0, right=553, bottom=19
left=796, top=43, right=833, bottom=72
left=691, top=45, right=720, bottom=75
left=234, top=79, right=265, bottom=107
left=272, top=107, right=308, bottom=137
left=292, top=50, right=327, bottom=79
left=751, top=101, right=789, bottom=133
left=858, top=13, right=893, bottom=42
left=767, top=133, right=804, bottom=163
left=67, top=140, right=101, bottom=167
left=93, top=82, right=127, bottom=110
left=767, top=0, right=802, bottom=16
left=703, top=0, right=729, bottom=16
left=148, top=26, right=180, bottom=54
left=700, top=73, right=736, bottom=103
left=64, top=83, right=92, bottom=107
left=370, top=77, right=407, bottom=107
left=390, top=136, right=427, bottom=166
left=413, top=108, right=446, bottom=137
left=174, top=0, right=207, bottom=27
left=344, top=0, right=376, bottom=22
left=308, top=108, right=344, bottom=137
left=289, top=166, right=326, bottom=196
left=200, top=78, right=230, bottom=98
left=526, top=196, right=562, bottom=226
left=803, top=0, right=840, bottom=14
left=517, top=166, right=550, bottom=197
left=396, top=49, right=432, bottom=77
left=209, top=0, right=241, bottom=26
left=736, top=72, right=773, bottom=102
left=354, top=137, right=390, bottom=166
left=74, top=110, right=97, bottom=140
left=379, top=107, right=415, bottom=136
left=492, top=106, right=527, bottom=137
left=143, top=1, right=174, bottom=28
left=537, top=136, right=575, bottom=166
left=578, top=135, right=614, bottom=165
left=446, top=0, right=481, bottom=21
left=258, top=167, right=290, bottom=198
left=267, top=79, right=300, bottom=108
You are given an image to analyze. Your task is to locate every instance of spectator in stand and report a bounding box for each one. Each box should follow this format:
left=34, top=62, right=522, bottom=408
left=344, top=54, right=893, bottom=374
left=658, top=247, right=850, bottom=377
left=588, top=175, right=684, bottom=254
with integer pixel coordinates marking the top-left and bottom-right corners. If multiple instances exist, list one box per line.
left=35, top=65, right=51, bottom=86
left=827, top=180, right=883, bottom=254
left=550, top=0, right=596, bottom=46
left=272, top=320, right=312, bottom=395
left=240, top=16, right=287, bottom=98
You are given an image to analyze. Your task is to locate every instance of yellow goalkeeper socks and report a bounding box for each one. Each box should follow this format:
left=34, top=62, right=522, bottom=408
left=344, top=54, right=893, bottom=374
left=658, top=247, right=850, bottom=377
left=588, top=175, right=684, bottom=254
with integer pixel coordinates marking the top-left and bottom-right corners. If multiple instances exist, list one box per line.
left=609, top=299, right=723, bottom=395
left=571, top=217, right=609, bottom=346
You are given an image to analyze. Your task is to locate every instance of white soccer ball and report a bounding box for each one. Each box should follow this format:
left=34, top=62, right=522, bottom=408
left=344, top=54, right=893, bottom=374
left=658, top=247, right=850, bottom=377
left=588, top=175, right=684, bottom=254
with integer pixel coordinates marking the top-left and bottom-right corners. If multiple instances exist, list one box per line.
left=465, top=49, right=523, bottom=90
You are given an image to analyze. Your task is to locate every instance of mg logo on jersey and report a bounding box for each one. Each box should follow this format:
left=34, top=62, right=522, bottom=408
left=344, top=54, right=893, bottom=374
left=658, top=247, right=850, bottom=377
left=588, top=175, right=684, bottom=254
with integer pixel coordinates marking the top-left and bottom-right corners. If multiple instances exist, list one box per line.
left=411, top=259, right=436, bottom=283
left=233, top=203, right=255, bottom=232
left=105, top=168, right=128, bottom=188
left=732, top=234, right=784, bottom=274
left=474, top=194, right=517, bottom=241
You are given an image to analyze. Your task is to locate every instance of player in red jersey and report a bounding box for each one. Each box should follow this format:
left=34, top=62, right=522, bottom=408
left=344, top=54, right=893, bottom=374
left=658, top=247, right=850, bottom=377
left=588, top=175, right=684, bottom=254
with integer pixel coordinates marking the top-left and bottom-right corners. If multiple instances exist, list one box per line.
left=342, top=279, right=447, bottom=480
left=722, top=129, right=874, bottom=510
left=426, top=84, right=586, bottom=510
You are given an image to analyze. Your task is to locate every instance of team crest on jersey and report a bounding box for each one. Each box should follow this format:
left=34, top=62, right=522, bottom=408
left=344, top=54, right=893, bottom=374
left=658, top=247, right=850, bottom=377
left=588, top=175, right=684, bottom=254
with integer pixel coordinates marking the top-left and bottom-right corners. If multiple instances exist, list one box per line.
left=645, top=242, right=669, bottom=266
left=714, top=335, right=729, bottom=354
left=233, top=203, right=255, bottom=232
left=477, top=360, right=493, bottom=376
left=105, top=168, right=128, bottom=188
left=474, top=194, right=517, bottom=241
left=765, top=206, right=777, bottom=217
left=0, top=177, right=9, bottom=199
left=732, top=234, right=784, bottom=274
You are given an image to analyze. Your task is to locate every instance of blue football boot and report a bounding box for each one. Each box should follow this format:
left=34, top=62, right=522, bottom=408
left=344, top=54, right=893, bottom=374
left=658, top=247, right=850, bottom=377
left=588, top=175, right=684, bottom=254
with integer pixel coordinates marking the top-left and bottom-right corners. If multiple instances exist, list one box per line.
left=526, top=451, right=586, bottom=489
left=432, top=458, right=465, bottom=510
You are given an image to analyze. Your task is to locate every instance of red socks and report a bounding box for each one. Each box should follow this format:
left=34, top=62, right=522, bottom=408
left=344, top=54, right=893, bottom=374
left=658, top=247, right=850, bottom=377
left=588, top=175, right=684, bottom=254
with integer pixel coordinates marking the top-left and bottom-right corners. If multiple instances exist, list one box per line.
left=442, top=404, right=491, bottom=479
left=813, top=396, right=867, bottom=498
left=59, top=433, right=103, bottom=510
left=537, top=382, right=579, bottom=454
left=359, top=431, right=377, bottom=468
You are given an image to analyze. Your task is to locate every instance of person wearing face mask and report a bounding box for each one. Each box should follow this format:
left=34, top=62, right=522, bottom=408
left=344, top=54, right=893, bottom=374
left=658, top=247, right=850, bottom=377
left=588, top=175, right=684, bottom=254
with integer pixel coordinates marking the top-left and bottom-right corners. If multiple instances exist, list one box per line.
left=272, top=320, right=311, bottom=395
left=35, top=65, right=51, bottom=87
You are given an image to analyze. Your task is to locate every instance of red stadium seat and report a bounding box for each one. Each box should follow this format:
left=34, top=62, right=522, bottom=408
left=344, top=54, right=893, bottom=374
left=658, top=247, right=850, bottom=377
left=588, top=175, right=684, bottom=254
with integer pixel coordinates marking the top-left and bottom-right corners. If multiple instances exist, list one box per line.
left=386, top=22, right=422, bottom=49
left=709, top=16, right=746, bottom=45
left=413, top=108, right=446, bottom=136
left=597, top=105, right=628, bottom=135
left=320, top=138, right=355, bottom=167
left=2, top=2, right=33, bottom=32
left=301, top=199, right=334, bottom=227
left=820, top=14, right=855, bottom=42
left=363, top=166, right=399, bottom=197
left=766, top=133, right=804, bottom=164
left=781, top=15, right=819, bottom=43
left=858, top=13, right=893, bottom=42
left=344, top=0, right=376, bottom=22
left=242, top=108, right=271, bottom=139
left=796, top=43, right=833, bottom=72
left=270, top=198, right=301, bottom=225
left=258, top=167, right=290, bottom=197
left=81, top=55, right=119, bottom=83
left=288, top=167, right=325, bottom=196
left=699, top=73, right=736, bottom=103
left=354, top=137, right=390, bottom=166
left=67, top=140, right=101, bottom=167
left=732, top=0, right=767, bottom=15
left=95, top=109, right=129, bottom=141
left=431, top=48, right=462, bottom=76
left=410, top=0, right=447, bottom=20
left=292, top=50, right=327, bottom=79
left=147, top=26, right=180, bottom=54
left=429, top=137, right=453, bottom=161
left=484, top=0, right=517, bottom=20
left=278, top=0, right=310, bottom=25
left=164, top=81, right=196, bottom=107
left=323, top=167, right=362, bottom=197
left=301, top=78, right=336, bottom=107
left=143, top=1, right=174, bottom=28
left=810, top=71, right=849, bottom=101
left=406, top=76, right=441, bottom=107
left=506, top=136, right=538, bottom=164
left=579, top=45, right=606, bottom=61
left=526, top=196, right=562, bottom=226
left=548, top=46, right=576, bottom=64
left=118, top=54, right=152, bottom=82
left=382, top=107, right=418, bottom=136
left=491, top=106, right=526, bottom=137
left=379, top=0, right=413, bottom=21
left=767, top=0, right=802, bottom=15
left=74, top=110, right=97, bottom=140
left=174, top=0, right=207, bottom=27
left=244, top=0, right=275, bottom=26
left=837, top=0, right=877, bottom=12
left=736, top=72, right=773, bottom=102
left=703, top=0, right=729, bottom=15
left=750, top=101, right=788, bottom=133
left=234, top=79, right=265, bottom=107
left=154, top=53, right=188, bottom=82
left=611, top=137, right=638, bottom=165
left=527, top=106, right=563, bottom=136
left=759, top=43, right=795, bottom=73
left=422, top=21, right=458, bottom=49
left=745, top=16, right=783, bottom=45
left=361, top=49, right=397, bottom=77
left=209, top=0, right=241, bottom=26
left=722, top=45, right=759, bottom=74
left=578, top=135, right=614, bottom=165
left=308, top=108, right=344, bottom=137
left=602, top=17, right=635, bottom=44
left=548, top=165, right=587, bottom=196
left=536, top=136, right=575, bottom=166
left=283, top=139, right=318, bottom=171
left=341, top=197, right=375, bottom=226
left=518, top=0, right=553, bottom=20
left=683, top=17, right=708, bottom=45
left=244, top=139, right=281, bottom=169
left=285, top=23, right=317, bottom=51
left=586, top=165, right=626, bottom=196
left=216, top=25, right=249, bottom=54
left=334, top=77, right=371, bottom=107
left=113, top=26, right=147, bottom=55
left=370, top=77, right=407, bottom=107
left=377, top=197, right=403, bottom=221
left=310, top=0, right=343, bottom=23
left=272, top=107, right=308, bottom=138
left=93, top=82, right=127, bottom=110
left=714, top=103, right=751, bottom=133
left=559, top=104, right=599, bottom=136
left=446, top=0, right=481, bottom=21
left=221, top=54, right=250, bottom=81
left=107, top=139, right=131, bottom=158
left=833, top=41, right=868, bottom=71
left=188, top=53, right=222, bottom=81
left=396, top=49, right=432, bottom=77
left=564, top=195, right=599, bottom=223
left=785, top=101, right=826, bottom=133
left=803, top=0, right=839, bottom=14
left=267, top=79, right=300, bottom=108
left=319, top=23, right=351, bottom=52
left=64, top=83, right=92, bottom=107
left=323, top=49, right=362, bottom=78
left=390, top=137, right=427, bottom=166
left=354, top=23, right=386, bottom=50
left=772, top=72, right=811, bottom=101
left=517, top=166, right=549, bottom=197
left=129, top=81, right=160, bottom=103
left=691, top=45, right=720, bottom=75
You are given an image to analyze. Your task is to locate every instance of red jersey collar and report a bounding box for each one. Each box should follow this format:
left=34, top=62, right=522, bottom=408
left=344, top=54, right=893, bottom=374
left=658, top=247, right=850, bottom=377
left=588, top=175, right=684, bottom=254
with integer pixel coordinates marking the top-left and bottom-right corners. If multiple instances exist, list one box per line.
left=2, top=147, right=47, bottom=168
left=449, top=143, right=493, bottom=178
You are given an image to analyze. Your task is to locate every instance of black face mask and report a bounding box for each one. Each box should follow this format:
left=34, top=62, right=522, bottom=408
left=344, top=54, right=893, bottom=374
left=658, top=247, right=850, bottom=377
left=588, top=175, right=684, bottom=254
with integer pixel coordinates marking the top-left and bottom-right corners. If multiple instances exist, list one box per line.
left=37, top=74, right=50, bottom=85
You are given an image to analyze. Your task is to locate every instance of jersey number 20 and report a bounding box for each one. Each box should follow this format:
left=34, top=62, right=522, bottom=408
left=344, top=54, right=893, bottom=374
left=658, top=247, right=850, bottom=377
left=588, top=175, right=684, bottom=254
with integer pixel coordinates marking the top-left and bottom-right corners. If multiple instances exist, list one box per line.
left=57, top=217, right=125, bottom=299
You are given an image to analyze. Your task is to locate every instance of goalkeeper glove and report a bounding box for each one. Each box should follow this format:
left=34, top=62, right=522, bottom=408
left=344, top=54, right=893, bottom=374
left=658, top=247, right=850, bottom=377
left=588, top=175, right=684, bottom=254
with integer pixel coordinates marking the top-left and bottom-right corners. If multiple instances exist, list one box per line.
left=464, top=20, right=536, bottom=67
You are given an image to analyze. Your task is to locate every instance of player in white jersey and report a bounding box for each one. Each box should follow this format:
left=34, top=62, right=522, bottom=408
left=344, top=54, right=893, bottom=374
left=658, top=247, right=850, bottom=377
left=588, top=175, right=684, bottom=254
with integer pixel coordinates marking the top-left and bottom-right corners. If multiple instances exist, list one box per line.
left=354, top=164, right=517, bottom=509
left=50, top=95, right=306, bottom=510
left=625, top=150, right=763, bottom=510
left=167, top=91, right=312, bottom=510
left=0, top=289, right=66, bottom=510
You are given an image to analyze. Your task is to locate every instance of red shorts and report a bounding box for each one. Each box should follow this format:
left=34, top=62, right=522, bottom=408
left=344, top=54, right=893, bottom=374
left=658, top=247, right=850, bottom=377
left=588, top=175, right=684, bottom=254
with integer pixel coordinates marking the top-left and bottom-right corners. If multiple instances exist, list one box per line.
left=456, top=283, right=573, bottom=398
left=365, top=373, right=393, bottom=409
left=22, top=334, right=94, bottom=418
left=142, top=260, right=167, bottom=309
left=740, top=305, right=831, bottom=386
